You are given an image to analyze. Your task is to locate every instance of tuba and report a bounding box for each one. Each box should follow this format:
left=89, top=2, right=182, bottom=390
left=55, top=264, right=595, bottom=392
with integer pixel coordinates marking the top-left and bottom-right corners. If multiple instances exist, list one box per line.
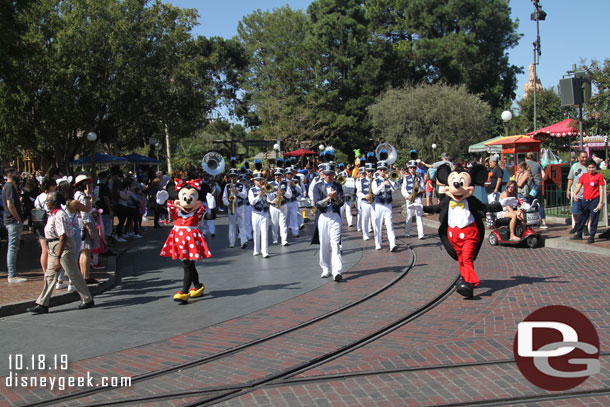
left=202, top=152, right=225, bottom=176
left=375, top=143, right=397, bottom=165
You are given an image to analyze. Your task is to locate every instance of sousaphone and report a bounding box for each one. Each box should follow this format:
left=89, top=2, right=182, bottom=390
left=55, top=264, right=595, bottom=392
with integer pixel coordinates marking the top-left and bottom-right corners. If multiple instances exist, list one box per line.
left=202, top=152, right=225, bottom=176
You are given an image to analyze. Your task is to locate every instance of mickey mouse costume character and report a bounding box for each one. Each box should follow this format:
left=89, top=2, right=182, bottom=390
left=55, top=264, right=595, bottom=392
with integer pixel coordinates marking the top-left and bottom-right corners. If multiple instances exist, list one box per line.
left=160, top=178, right=212, bottom=304
left=423, top=164, right=501, bottom=298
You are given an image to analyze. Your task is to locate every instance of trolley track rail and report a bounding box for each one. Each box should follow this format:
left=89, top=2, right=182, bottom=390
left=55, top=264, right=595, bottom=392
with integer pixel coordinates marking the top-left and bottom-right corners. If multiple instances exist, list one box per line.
left=29, top=236, right=437, bottom=407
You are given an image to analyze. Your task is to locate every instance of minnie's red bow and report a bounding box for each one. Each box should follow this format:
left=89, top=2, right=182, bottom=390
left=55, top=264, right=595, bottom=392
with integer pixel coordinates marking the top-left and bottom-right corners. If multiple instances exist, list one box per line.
left=175, top=178, right=202, bottom=191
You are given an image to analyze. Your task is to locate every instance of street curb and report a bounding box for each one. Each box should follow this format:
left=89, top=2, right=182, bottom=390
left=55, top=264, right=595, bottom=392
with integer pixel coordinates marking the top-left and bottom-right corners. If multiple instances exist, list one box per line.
left=422, top=217, right=610, bottom=257
left=0, top=255, right=118, bottom=319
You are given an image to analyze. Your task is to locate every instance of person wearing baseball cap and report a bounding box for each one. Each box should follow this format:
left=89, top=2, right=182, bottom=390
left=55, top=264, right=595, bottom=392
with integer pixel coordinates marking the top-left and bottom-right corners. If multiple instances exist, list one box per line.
left=311, top=162, right=344, bottom=281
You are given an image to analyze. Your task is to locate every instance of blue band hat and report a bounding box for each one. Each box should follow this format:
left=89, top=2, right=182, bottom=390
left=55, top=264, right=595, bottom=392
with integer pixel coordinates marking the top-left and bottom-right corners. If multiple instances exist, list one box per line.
left=321, top=162, right=336, bottom=175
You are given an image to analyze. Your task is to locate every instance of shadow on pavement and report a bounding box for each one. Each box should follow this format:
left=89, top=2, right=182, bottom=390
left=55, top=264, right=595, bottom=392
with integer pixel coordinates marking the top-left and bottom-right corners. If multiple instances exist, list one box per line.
left=205, top=282, right=302, bottom=298
left=473, top=275, right=567, bottom=299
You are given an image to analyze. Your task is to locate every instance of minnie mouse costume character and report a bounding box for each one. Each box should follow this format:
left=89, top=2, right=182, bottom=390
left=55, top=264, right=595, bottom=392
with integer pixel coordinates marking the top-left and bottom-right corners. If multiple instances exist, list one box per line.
left=423, top=164, right=501, bottom=298
left=160, top=178, right=212, bottom=304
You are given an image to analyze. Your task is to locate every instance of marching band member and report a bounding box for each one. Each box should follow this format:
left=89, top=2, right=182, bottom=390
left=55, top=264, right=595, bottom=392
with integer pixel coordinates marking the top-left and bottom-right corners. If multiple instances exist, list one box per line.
left=269, top=163, right=293, bottom=246
left=337, top=163, right=354, bottom=228
left=243, top=162, right=254, bottom=241
left=355, top=164, right=366, bottom=233
left=200, top=175, right=220, bottom=238
left=308, top=162, right=325, bottom=199
left=222, top=164, right=248, bottom=249
left=401, top=159, right=425, bottom=239
left=248, top=160, right=271, bottom=258
left=285, top=167, right=302, bottom=237
left=356, top=156, right=377, bottom=241
left=311, top=162, right=344, bottom=281
left=372, top=151, right=398, bottom=251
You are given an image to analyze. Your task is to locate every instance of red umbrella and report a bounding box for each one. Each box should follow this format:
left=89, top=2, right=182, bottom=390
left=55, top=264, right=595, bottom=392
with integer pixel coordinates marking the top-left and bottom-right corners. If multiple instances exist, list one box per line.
left=282, top=148, right=318, bottom=157
left=527, top=119, right=584, bottom=139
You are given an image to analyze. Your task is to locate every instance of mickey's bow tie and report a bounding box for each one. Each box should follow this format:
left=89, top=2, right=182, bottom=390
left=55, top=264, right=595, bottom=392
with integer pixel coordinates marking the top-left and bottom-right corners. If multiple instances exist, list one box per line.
left=450, top=201, right=465, bottom=209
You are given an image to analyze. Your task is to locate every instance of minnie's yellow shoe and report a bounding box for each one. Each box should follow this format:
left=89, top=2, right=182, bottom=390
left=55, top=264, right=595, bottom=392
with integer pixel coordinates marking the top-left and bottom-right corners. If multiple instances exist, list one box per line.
left=173, top=292, right=190, bottom=304
left=189, top=284, right=205, bottom=298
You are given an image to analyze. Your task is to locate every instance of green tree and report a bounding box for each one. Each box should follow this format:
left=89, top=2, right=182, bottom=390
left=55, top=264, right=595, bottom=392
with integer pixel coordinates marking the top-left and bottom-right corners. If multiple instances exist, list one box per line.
left=0, top=0, right=247, bottom=170
left=366, top=0, right=522, bottom=110
left=368, top=83, right=493, bottom=163
left=512, top=88, right=571, bottom=134
left=585, top=59, right=610, bottom=136
left=237, top=6, right=324, bottom=150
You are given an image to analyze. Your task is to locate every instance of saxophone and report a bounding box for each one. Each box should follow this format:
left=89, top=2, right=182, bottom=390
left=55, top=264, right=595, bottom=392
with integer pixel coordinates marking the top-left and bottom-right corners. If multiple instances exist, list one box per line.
left=409, top=174, right=420, bottom=204
left=228, top=182, right=236, bottom=214
left=275, top=181, right=283, bottom=209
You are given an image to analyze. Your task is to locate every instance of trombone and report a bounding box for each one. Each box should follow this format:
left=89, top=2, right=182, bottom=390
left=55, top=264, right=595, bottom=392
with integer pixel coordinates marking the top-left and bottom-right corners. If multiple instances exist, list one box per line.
left=389, top=170, right=402, bottom=183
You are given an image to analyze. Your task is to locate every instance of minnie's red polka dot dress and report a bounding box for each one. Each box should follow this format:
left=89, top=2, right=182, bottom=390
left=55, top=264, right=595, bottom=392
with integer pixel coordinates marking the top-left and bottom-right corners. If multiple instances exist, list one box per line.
left=160, top=200, right=212, bottom=260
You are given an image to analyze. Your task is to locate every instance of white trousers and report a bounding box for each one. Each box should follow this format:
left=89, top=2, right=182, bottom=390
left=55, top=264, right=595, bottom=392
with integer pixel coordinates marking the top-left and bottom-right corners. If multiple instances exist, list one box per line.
left=269, top=205, right=288, bottom=244
left=245, top=205, right=253, bottom=240
left=341, top=200, right=353, bottom=226
left=228, top=206, right=247, bottom=246
left=200, top=219, right=215, bottom=235
left=373, top=203, right=395, bottom=249
left=359, top=200, right=374, bottom=240
left=251, top=211, right=269, bottom=256
left=318, top=212, right=342, bottom=276
left=287, top=201, right=300, bottom=236
left=405, top=203, right=424, bottom=238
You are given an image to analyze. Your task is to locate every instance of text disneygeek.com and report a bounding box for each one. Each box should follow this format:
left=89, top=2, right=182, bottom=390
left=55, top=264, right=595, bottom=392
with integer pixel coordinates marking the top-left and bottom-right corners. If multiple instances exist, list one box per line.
left=5, top=372, right=131, bottom=391
left=6, top=354, right=131, bottom=391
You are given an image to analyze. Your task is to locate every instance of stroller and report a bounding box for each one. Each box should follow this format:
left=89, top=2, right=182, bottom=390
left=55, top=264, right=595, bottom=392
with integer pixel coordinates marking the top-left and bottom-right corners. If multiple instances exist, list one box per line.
left=488, top=199, right=541, bottom=249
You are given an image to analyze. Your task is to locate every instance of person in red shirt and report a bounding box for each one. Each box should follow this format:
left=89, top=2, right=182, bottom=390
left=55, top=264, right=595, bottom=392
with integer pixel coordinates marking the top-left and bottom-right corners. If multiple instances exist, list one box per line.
left=570, top=159, right=606, bottom=244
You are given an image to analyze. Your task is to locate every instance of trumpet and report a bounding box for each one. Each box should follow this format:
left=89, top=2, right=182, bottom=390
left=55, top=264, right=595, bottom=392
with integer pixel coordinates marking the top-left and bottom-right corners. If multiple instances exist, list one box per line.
left=336, top=175, right=346, bottom=185
left=389, top=170, right=401, bottom=183
left=263, top=183, right=275, bottom=193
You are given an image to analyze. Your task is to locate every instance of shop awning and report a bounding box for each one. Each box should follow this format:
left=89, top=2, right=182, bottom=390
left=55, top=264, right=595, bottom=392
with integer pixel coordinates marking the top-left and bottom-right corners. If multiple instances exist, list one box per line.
left=528, top=118, right=584, bottom=139
left=484, top=135, right=541, bottom=146
left=468, top=136, right=504, bottom=153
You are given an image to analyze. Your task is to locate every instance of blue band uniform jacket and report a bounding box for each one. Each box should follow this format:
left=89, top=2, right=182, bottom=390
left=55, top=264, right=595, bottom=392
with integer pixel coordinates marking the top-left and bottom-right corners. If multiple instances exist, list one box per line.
left=310, top=181, right=344, bottom=245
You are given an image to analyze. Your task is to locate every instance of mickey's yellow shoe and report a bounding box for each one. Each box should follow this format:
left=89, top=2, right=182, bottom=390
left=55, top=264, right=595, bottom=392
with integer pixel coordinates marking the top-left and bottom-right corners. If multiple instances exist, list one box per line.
left=173, top=292, right=190, bottom=303
left=189, top=284, right=205, bottom=298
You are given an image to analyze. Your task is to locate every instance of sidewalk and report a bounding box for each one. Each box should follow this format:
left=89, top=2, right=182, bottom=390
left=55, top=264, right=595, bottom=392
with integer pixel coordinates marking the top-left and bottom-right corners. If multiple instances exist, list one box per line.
left=0, top=219, right=158, bottom=317
left=421, top=212, right=610, bottom=256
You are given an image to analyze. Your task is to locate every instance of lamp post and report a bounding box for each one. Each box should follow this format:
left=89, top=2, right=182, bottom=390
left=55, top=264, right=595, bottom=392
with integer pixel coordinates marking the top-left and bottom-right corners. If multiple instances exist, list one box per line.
left=273, top=143, right=280, bottom=163
left=431, top=143, right=437, bottom=162
left=531, top=0, right=546, bottom=131
left=86, top=131, right=97, bottom=182
left=501, top=110, right=513, bottom=138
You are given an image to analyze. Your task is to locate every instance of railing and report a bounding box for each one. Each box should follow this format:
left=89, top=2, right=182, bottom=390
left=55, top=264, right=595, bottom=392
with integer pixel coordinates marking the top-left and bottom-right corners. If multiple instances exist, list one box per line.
left=544, top=185, right=609, bottom=227
left=543, top=188, right=571, bottom=218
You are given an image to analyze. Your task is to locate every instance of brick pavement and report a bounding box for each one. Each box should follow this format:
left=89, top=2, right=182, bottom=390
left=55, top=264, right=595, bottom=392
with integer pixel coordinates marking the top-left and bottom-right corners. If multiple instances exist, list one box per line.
left=1, top=206, right=609, bottom=407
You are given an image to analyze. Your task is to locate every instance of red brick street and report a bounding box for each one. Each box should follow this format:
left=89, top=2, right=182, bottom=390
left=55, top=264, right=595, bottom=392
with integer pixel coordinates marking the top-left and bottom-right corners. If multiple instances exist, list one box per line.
left=1, top=210, right=609, bottom=407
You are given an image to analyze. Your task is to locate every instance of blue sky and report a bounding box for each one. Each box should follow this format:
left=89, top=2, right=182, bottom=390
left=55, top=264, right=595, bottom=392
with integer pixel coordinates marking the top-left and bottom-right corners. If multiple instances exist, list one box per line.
left=168, top=1, right=609, bottom=112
